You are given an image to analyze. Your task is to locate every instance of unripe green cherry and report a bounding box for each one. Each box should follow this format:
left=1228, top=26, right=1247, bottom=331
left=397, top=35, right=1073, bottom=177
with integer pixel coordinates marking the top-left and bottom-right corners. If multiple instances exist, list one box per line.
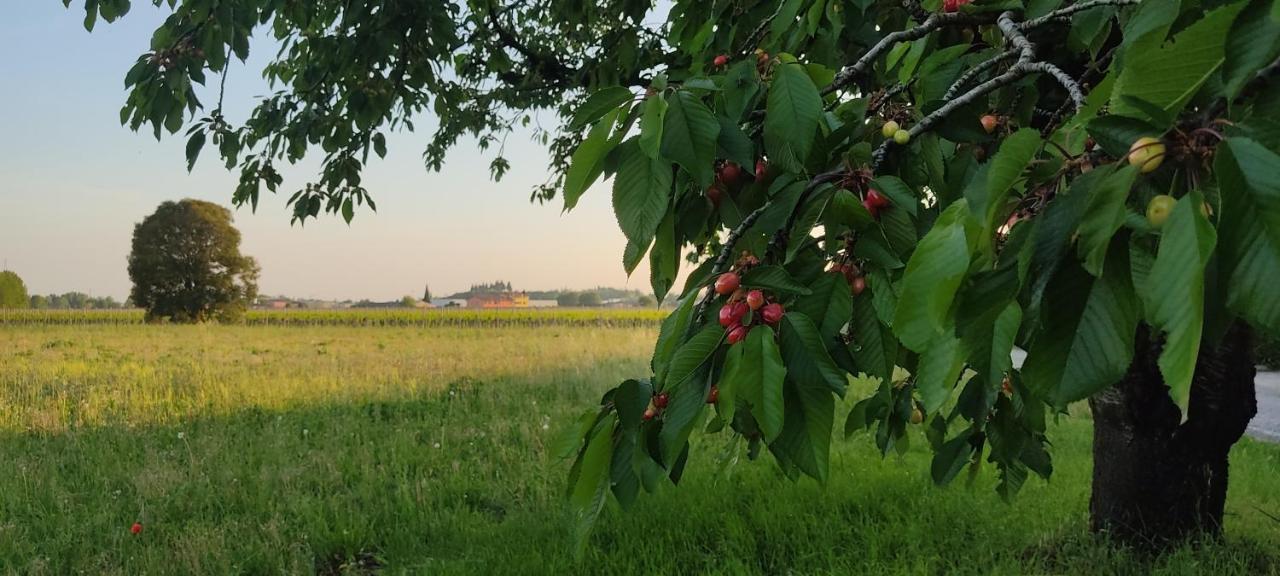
left=1146, top=195, right=1177, bottom=229
left=881, top=120, right=900, bottom=139
left=1129, top=137, right=1166, bottom=174
left=893, top=129, right=911, bottom=145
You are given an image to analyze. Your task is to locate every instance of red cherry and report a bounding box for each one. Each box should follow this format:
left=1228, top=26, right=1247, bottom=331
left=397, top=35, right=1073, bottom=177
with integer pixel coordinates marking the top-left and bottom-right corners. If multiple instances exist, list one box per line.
left=719, top=162, right=742, bottom=185
left=746, top=290, right=765, bottom=310
left=654, top=392, right=669, bottom=409
left=714, top=272, right=741, bottom=296
left=713, top=54, right=729, bottom=67
left=980, top=115, right=999, bottom=134
left=761, top=303, right=784, bottom=325
left=718, top=303, right=736, bottom=327
left=131, top=523, right=143, bottom=535
left=707, top=386, right=720, bottom=404
left=731, top=301, right=749, bottom=323
left=755, top=159, right=768, bottom=179
left=943, top=0, right=960, bottom=12
left=866, top=188, right=890, bottom=209
left=727, top=324, right=749, bottom=344
left=643, top=406, right=657, bottom=421
left=707, top=184, right=724, bottom=207
left=851, top=276, right=867, bottom=296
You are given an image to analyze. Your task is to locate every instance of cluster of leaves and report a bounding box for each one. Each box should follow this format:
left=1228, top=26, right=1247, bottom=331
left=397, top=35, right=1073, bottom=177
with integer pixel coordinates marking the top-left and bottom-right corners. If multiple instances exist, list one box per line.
left=557, top=0, right=1280, bottom=548
left=72, top=0, right=670, bottom=222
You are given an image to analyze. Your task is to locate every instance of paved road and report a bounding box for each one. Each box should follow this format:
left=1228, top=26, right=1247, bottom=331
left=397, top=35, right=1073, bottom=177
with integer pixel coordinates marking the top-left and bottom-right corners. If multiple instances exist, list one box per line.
left=1249, top=370, right=1280, bottom=443
left=1008, top=350, right=1278, bottom=442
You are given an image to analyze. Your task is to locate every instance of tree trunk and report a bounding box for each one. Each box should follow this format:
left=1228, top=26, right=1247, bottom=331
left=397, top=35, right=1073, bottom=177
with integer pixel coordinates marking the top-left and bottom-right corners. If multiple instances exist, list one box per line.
left=1088, top=323, right=1258, bottom=547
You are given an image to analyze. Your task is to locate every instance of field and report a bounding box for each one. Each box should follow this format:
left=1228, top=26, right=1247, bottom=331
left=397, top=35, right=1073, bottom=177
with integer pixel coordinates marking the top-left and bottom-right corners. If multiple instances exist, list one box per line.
left=1, top=315, right=1278, bottom=575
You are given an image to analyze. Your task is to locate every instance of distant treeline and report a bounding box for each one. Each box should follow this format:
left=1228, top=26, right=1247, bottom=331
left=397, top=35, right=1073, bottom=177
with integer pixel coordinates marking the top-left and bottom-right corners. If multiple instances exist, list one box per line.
left=444, top=280, right=653, bottom=304
left=29, top=292, right=129, bottom=310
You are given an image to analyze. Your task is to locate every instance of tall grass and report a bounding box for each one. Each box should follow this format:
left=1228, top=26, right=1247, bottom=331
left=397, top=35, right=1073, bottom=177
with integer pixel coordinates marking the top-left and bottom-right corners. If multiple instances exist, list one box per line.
left=0, top=324, right=1276, bottom=575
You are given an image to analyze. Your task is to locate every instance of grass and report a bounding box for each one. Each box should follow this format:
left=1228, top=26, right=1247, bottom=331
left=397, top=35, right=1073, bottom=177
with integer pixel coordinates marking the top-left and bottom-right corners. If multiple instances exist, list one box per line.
left=1, top=323, right=1277, bottom=575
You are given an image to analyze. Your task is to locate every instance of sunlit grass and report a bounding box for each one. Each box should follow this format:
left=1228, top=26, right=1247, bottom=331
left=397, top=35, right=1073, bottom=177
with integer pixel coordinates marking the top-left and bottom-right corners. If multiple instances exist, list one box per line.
left=0, top=324, right=1276, bottom=575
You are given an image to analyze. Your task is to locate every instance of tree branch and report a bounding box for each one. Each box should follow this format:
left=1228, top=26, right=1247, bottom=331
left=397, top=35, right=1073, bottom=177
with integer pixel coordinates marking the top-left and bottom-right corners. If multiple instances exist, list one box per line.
left=688, top=202, right=773, bottom=331
left=823, top=12, right=995, bottom=96
left=943, top=49, right=1018, bottom=101
left=1019, top=0, right=1142, bottom=31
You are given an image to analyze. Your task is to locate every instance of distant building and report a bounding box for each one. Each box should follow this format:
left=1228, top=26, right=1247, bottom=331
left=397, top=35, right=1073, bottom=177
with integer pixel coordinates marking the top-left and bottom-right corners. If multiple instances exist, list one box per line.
left=259, top=298, right=293, bottom=309
left=467, top=292, right=530, bottom=308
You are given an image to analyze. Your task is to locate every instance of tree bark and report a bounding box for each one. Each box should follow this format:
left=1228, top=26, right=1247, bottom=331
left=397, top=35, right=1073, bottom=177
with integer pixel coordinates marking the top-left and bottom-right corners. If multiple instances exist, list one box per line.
left=1088, top=323, right=1258, bottom=547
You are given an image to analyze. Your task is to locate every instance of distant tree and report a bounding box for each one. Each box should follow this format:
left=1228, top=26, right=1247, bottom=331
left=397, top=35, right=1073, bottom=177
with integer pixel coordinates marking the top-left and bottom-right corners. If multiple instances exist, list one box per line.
left=29, top=294, right=48, bottom=309
left=556, top=292, right=579, bottom=307
left=422, top=284, right=432, bottom=303
left=62, top=292, right=89, bottom=309
left=400, top=295, right=418, bottom=308
left=577, top=292, right=603, bottom=307
left=0, top=271, right=28, bottom=309
left=128, top=199, right=259, bottom=323
left=48, top=294, right=68, bottom=309
left=635, top=294, right=657, bottom=308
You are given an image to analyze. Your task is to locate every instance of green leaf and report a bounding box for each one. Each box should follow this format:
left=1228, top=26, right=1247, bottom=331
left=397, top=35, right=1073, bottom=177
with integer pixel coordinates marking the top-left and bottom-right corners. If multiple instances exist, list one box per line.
left=739, top=265, right=814, bottom=295
left=1111, top=4, right=1245, bottom=123
left=793, top=272, right=853, bottom=349
left=931, top=430, right=976, bottom=486
left=612, top=139, right=672, bottom=248
left=185, top=130, right=206, bottom=172
left=764, top=62, right=823, bottom=173
left=979, top=129, right=1042, bottom=231
left=660, top=90, right=720, bottom=187
left=893, top=202, right=973, bottom=352
left=723, top=327, right=787, bottom=441
left=916, top=331, right=965, bottom=414
left=652, top=295, right=698, bottom=376
left=570, top=416, right=615, bottom=554
left=1075, top=165, right=1139, bottom=276
left=638, top=95, right=667, bottom=159
left=650, top=210, right=679, bottom=302
left=851, top=292, right=896, bottom=384
left=780, top=312, right=848, bottom=396
left=1215, top=139, right=1280, bottom=334
left=615, top=379, right=653, bottom=429
left=661, top=323, right=725, bottom=392
left=570, top=86, right=634, bottom=130
left=564, top=107, right=622, bottom=211
left=1023, top=240, right=1140, bottom=408
left=1142, top=193, right=1217, bottom=417
left=1224, top=0, right=1280, bottom=100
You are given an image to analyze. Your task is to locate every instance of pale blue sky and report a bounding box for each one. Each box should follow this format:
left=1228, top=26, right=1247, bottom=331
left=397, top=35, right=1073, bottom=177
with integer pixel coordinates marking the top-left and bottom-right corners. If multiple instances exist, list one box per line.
left=0, top=3, right=653, bottom=301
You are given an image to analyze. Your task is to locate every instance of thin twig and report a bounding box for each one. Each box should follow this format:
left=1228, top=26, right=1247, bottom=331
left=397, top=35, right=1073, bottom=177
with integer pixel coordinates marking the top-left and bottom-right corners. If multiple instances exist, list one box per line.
left=943, top=49, right=1018, bottom=101
left=688, top=202, right=773, bottom=331
left=765, top=169, right=848, bottom=260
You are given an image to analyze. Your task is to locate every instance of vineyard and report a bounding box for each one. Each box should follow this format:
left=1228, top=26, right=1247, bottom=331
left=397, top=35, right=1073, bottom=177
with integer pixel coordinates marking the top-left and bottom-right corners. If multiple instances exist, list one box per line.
left=0, top=307, right=665, bottom=328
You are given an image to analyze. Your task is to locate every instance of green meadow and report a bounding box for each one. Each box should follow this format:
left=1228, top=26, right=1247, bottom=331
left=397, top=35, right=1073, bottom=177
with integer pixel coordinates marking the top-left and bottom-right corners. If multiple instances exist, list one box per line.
left=1, top=322, right=1277, bottom=575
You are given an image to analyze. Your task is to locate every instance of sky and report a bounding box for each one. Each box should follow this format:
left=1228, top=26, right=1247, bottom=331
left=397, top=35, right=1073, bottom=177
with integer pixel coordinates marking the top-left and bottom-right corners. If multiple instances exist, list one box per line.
left=0, top=3, right=657, bottom=301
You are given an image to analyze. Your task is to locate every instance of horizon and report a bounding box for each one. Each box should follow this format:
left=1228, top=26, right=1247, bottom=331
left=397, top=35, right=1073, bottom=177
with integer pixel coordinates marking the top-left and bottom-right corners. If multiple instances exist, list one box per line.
left=0, top=3, right=670, bottom=302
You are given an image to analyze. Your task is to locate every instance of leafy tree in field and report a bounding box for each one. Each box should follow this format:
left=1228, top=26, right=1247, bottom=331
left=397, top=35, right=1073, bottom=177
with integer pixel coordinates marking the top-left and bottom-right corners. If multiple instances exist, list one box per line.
left=29, top=294, right=48, bottom=309
left=556, top=292, right=580, bottom=307
left=128, top=199, right=259, bottom=323
left=73, top=0, right=1280, bottom=549
left=0, top=271, right=28, bottom=309
left=578, top=291, right=604, bottom=307
left=637, top=294, right=659, bottom=307
left=400, top=295, right=419, bottom=308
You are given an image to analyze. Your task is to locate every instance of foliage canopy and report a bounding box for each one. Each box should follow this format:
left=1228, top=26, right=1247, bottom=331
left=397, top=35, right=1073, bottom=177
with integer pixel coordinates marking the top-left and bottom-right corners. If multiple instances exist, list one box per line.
left=128, top=199, right=259, bottom=323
